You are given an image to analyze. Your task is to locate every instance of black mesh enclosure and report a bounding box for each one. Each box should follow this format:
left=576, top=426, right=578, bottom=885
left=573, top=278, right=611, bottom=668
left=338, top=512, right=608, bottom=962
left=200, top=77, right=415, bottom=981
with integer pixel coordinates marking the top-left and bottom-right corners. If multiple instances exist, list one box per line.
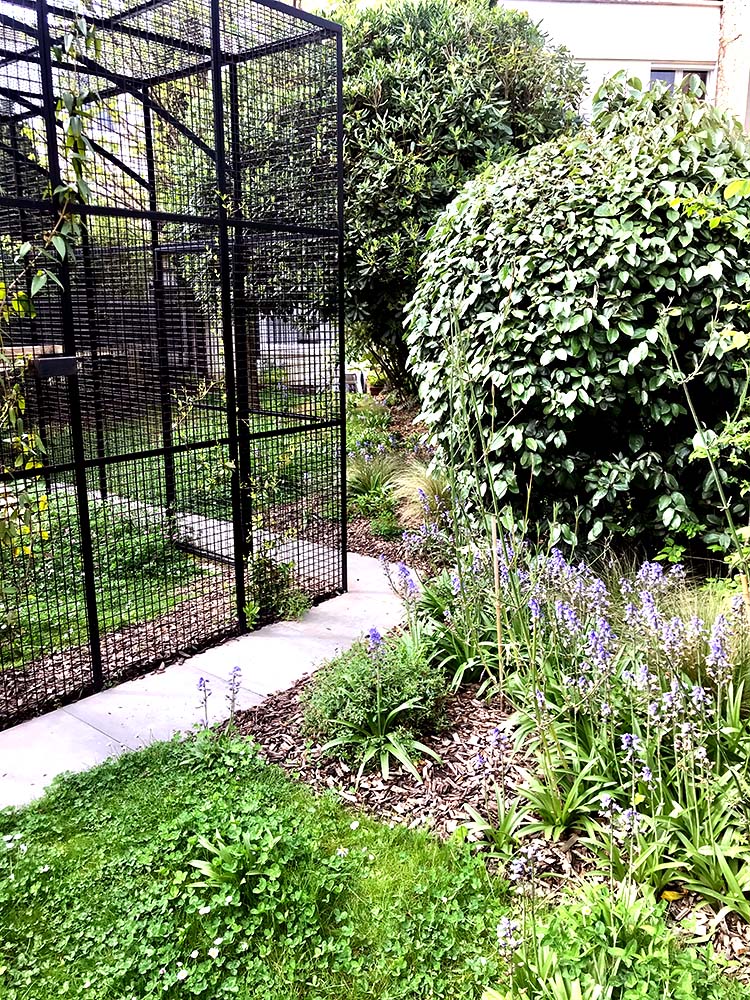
left=0, top=0, right=345, bottom=727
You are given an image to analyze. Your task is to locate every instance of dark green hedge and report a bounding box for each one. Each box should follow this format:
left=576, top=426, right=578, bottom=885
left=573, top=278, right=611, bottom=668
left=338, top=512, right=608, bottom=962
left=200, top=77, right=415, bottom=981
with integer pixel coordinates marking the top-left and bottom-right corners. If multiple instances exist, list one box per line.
left=336, top=0, right=584, bottom=387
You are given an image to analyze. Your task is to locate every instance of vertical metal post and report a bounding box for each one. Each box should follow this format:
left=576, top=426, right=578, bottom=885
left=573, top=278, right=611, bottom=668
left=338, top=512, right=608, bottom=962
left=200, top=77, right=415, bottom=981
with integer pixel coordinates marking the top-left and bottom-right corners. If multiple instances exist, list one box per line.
left=36, top=0, right=104, bottom=690
left=211, top=0, right=248, bottom=632
left=143, top=98, right=176, bottom=517
left=229, top=62, right=255, bottom=559
left=80, top=227, right=108, bottom=498
left=228, top=65, right=260, bottom=415
left=336, top=28, right=347, bottom=593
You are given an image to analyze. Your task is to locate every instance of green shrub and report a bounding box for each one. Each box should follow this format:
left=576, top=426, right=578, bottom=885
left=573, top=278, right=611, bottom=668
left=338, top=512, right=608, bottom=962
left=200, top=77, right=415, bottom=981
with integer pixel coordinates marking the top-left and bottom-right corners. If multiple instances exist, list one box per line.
left=304, top=629, right=446, bottom=741
left=337, top=0, right=584, bottom=387
left=246, top=543, right=310, bottom=627
left=369, top=508, right=403, bottom=539
left=406, top=76, right=750, bottom=549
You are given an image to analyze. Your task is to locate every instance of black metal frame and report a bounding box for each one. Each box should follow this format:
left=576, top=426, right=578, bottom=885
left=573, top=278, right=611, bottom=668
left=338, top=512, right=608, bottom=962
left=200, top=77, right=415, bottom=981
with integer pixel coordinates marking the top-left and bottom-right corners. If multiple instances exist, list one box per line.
left=0, top=0, right=345, bottom=727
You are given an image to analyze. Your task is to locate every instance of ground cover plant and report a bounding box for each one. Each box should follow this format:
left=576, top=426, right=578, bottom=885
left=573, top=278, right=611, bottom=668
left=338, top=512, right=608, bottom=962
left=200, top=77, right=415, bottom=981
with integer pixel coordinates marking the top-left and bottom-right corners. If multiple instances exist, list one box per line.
left=0, top=733, right=506, bottom=999
left=406, top=75, right=750, bottom=550
left=337, top=0, right=584, bottom=387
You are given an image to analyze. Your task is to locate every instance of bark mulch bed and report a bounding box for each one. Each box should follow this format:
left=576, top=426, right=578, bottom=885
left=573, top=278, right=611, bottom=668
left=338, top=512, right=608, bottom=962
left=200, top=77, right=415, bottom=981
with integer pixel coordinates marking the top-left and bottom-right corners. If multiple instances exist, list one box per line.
left=234, top=675, right=750, bottom=971
left=237, top=678, right=593, bottom=876
left=0, top=563, right=237, bottom=728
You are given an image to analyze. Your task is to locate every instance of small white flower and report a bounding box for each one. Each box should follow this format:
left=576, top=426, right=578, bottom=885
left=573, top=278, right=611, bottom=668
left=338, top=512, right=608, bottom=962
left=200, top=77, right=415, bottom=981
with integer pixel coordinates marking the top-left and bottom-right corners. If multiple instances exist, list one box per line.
left=176, top=969, right=189, bottom=981
left=190, top=950, right=199, bottom=959
left=225, top=895, right=233, bottom=905
left=39, top=865, right=50, bottom=873
left=213, top=937, right=223, bottom=946
left=198, top=905, right=211, bottom=915
left=367, top=853, right=375, bottom=861
left=83, top=981, right=91, bottom=989
left=349, top=820, right=359, bottom=831
left=208, top=947, right=219, bottom=960
left=336, top=847, right=349, bottom=857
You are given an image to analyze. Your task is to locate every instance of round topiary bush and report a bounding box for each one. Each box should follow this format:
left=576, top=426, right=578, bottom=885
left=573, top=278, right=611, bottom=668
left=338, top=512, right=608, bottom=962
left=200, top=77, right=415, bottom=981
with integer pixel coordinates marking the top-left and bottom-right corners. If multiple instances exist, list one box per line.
left=406, top=77, right=750, bottom=550
left=335, top=0, right=584, bottom=389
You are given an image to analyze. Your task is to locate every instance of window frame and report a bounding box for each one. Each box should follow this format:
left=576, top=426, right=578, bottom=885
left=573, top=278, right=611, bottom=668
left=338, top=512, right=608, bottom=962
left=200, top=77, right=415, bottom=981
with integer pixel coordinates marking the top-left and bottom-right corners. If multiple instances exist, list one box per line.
left=649, top=65, right=715, bottom=99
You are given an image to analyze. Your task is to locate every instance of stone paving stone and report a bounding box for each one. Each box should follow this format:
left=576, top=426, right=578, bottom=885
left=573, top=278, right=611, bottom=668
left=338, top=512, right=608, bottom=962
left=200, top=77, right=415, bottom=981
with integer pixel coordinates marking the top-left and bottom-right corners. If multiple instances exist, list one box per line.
left=0, top=553, right=404, bottom=808
left=0, top=710, right=128, bottom=810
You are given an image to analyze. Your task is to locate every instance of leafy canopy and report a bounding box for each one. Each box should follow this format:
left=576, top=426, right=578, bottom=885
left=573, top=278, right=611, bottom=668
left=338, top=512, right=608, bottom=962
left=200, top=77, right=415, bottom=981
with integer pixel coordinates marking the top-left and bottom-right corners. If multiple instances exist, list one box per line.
left=336, top=0, right=584, bottom=387
left=406, top=75, right=750, bottom=549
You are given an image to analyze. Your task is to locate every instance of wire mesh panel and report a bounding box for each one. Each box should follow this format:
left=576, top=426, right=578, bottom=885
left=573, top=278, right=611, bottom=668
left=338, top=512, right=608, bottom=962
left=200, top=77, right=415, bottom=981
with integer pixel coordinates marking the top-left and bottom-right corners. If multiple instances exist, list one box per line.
left=0, top=0, right=344, bottom=726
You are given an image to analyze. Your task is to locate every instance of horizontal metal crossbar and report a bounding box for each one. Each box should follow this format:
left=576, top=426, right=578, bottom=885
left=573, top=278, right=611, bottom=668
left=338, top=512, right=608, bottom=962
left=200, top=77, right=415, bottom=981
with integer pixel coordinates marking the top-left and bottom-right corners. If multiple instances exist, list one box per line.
left=0, top=195, right=340, bottom=237
left=0, top=419, right=342, bottom=483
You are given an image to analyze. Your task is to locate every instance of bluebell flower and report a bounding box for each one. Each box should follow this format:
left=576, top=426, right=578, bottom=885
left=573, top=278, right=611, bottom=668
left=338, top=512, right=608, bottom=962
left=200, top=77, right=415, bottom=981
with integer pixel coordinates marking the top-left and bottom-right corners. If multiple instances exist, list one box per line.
left=620, top=732, right=644, bottom=762
left=706, top=613, right=732, bottom=682
left=587, top=617, right=617, bottom=673
left=554, top=600, right=581, bottom=636
left=636, top=561, right=666, bottom=591
left=587, top=577, right=610, bottom=612
left=639, top=590, right=662, bottom=633
left=660, top=615, right=687, bottom=661
left=367, top=627, right=383, bottom=652
left=397, top=562, right=419, bottom=597
left=496, top=916, right=521, bottom=954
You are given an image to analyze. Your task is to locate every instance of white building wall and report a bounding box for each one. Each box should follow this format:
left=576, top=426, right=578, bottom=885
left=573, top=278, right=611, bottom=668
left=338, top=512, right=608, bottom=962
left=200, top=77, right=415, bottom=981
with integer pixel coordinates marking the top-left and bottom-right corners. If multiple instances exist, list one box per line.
left=494, top=0, right=722, bottom=112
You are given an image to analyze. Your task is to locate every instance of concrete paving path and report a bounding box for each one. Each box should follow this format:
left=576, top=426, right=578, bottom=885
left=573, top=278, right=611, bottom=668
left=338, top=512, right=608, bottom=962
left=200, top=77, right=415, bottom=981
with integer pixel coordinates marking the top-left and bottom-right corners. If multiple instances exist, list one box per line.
left=0, top=552, right=404, bottom=811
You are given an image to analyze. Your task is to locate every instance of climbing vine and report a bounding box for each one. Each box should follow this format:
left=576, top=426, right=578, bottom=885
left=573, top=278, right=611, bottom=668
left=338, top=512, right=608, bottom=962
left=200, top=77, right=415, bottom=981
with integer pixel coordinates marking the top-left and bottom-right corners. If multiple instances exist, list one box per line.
left=0, top=16, right=100, bottom=558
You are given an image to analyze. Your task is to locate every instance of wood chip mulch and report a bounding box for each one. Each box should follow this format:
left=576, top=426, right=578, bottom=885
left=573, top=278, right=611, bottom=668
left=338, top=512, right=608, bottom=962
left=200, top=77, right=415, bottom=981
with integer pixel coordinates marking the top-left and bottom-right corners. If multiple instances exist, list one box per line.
left=235, top=679, right=588, bottom=874
left=0, top=564, right=237, bottom=727
left=234, top=675, right=750, bottom=973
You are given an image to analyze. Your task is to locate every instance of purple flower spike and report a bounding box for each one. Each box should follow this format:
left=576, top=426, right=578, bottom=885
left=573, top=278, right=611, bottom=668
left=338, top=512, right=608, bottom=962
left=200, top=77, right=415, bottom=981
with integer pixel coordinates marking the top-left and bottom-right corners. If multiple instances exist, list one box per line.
left=397, top=562, right=419, bottom=597
left=620, top=732, right=644, bottom=762
left=367, top=627, right=383, bottom=653
left=706, top=613, right=732, bottom=682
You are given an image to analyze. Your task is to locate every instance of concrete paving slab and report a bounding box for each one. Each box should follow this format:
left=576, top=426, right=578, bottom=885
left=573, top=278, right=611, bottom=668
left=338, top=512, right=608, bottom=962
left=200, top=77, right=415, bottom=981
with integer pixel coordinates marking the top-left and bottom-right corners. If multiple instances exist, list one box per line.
left=0, top=552, right=405, bottom=809
left=0, top=710, right=127, bottom=810
left=63, top=659, right=265, bottom=750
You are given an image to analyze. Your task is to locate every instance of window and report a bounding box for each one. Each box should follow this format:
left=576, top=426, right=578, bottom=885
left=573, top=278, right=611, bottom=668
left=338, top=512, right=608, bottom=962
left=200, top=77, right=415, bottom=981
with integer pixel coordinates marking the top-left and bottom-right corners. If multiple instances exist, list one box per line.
left=650, top=68, right=710, bottom=95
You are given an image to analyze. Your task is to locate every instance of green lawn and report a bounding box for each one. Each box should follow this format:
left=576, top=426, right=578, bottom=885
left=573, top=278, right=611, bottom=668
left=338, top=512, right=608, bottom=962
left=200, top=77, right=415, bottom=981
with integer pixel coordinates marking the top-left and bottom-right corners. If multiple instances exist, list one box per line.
left=0, top=735, right=506, bottom=1000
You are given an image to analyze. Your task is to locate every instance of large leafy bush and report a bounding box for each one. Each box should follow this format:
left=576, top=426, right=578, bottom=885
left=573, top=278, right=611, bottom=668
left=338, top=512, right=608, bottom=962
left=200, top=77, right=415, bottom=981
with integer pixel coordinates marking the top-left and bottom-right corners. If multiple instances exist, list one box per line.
left=337, top=0, right=584, bottom=388
left=406, top=77, right=750, bottom=548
